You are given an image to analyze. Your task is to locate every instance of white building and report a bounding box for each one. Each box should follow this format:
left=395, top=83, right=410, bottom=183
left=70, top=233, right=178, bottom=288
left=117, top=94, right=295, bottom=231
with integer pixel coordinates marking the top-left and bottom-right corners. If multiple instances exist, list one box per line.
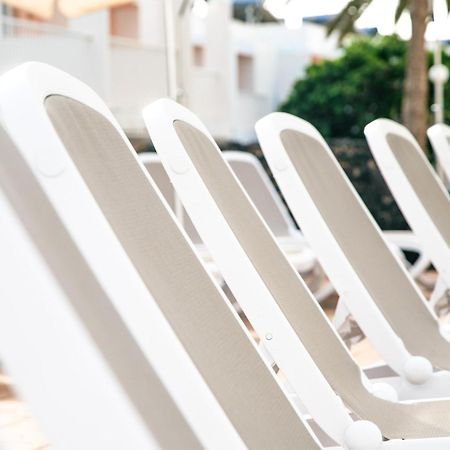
left=0, top=0, right=338, bottom=143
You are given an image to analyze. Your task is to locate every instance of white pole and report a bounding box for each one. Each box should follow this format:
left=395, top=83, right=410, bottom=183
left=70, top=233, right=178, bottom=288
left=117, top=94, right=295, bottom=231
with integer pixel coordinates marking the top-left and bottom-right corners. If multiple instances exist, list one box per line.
left=163, top=0, right=193, bottom=102
left=0, top=2, right=6, bottom=39
left=177, top=0, right=193, bottom=106
left=163, top=0, right=178, bottom=99
left=431, top=0, right=448, bottom=124
left=432, top=41, right=444, bottom=124
left=430, top=0, right=449, bottom=181
left=164, top=0, right=193, bottom=224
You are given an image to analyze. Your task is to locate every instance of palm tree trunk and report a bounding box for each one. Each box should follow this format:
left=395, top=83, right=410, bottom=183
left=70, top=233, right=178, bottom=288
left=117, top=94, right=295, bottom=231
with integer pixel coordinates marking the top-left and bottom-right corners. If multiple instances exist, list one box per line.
left=401, top=0, right=429, bottom=148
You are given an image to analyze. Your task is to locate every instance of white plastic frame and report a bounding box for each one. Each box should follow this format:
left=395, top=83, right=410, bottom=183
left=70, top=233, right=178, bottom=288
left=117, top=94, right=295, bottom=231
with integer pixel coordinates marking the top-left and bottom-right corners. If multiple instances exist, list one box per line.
left=143, top=98, right=450, bottom=450
left=0, top=62, right=245, bottom=450
left=143, top=99, right=354, bottom=446
left=367, top=119, right=450, bottom=316
left=256, top=112, right=450, bottom=400
left=0, top=185, right=160, bottom=450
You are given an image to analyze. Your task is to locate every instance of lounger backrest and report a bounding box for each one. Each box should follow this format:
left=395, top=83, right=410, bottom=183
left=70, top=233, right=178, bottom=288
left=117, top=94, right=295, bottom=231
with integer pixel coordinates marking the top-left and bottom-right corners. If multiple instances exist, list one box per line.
left=0, top=124, right=195, bottom=450
left=279, top=118, right=450, bottom=371
left=386, top=132, right=450, bottom=248
left=367, top=120, right=450, bottom=287
left=141, top=154, right=202, bottom=244
left=224, top=151, right=296, bottom=238
left=144, top=101, right=450, bottom=440
left=43, top=94, right=319, bottom=449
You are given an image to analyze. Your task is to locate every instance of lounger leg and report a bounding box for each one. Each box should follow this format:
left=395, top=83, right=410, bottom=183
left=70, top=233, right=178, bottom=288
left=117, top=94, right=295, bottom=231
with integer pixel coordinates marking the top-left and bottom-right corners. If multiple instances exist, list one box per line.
left=333, top=297, right=364, bottom=346
left=257, top=341, right=307, bottom=413
left=429, top=274, right=450, bottom=316
left=333, top=298, right=350, bottom=331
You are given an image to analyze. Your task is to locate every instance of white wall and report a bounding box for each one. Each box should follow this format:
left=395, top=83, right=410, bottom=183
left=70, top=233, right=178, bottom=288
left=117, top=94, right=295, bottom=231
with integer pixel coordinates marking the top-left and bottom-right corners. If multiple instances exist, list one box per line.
left=109, top=40, right=168, bottom=134
left=0, top=34, right=97, bottom=92
left=0, top=3, right=339, bottom=144
left=69, top=10, right=111, bottom=99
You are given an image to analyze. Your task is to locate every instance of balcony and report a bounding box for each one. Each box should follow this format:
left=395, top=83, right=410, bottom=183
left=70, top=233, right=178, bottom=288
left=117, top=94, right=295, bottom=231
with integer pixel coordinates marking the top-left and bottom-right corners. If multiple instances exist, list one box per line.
left=0, top=14, right=271, bottom=144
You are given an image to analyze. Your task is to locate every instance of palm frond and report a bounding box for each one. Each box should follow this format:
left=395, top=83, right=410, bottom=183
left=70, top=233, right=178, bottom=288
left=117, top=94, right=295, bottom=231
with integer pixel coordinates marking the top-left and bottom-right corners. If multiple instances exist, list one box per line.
left=395, top=0, right=409, bottom=22
left=326, top=0, right=373, bottom=42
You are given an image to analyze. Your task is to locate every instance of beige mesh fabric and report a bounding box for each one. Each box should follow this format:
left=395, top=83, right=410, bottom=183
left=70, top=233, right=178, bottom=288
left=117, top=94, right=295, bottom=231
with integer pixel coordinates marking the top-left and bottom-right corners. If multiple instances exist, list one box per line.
left=227, top=156, right=292, bottom=237
left=45, top=95, right=320, bottom=450
left=142, top=160, right=202, bottom=244
left=172, top=119, right=450, bottom=439
left=281, top=129, right=450, bottom=371
left=387, top=133, right=450, bottom=249
left=0, top=125, right=202, bottom=450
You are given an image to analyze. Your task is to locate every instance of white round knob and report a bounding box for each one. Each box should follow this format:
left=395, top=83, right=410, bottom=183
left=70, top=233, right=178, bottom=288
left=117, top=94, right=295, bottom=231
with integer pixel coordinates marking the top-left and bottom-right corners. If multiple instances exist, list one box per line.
left=440, top=322, right=450, bottom=337
left=403, top=356, right=433, bottom=385
left=429, top=64, right=450, bottom=83
left=169, top=157, right=189, bottom=175
left=273, top=157, right=289, bottom=171
left=344, top=420, right=382, bottom=450
left=371, top=382, right=398, bottom=402
left=36, top=149, right=66, bottom=177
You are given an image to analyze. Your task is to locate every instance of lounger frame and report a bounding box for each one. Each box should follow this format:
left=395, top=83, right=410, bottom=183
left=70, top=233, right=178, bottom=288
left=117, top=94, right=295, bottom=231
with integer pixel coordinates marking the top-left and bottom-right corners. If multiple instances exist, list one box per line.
left=0, top=182, right=164, bottom=450
left=367, top=120, right=450, bottom=311
left=143, top=98, right=450, bottom=450
left=0, top=62, right=245, bottom=450
left=256, top=113, right=450, bottom=400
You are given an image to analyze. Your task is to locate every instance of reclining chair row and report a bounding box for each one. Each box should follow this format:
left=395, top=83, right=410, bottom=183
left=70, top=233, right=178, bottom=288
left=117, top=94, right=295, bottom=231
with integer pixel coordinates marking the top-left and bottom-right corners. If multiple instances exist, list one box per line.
left=367, top=121, right=450, bottom=315
left=0, top=62, right=320, bottom=450
left=140, top=151, right=430, bottom=303
left=1, top=61, right=450, bottom=449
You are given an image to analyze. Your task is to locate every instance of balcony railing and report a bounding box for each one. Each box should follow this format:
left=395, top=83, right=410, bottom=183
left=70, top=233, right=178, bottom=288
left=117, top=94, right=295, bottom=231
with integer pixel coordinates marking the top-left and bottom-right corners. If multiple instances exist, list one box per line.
left=0, top=15, right=92, bottom=41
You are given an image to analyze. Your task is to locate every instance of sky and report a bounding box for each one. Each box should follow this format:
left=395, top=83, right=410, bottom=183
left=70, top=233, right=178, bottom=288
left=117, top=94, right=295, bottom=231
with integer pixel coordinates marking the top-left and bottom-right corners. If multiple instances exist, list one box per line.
left=260, top=0, right=450, bottom=40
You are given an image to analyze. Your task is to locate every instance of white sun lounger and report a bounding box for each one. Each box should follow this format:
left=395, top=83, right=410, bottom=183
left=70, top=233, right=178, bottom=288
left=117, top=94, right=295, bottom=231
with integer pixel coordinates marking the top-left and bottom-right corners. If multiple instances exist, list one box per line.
left=0, top=123, right=237, bottom=450
left=143, top=97, right=450, bottom=449
left=0, top=124, right=215, bottom=450
left=0, top=62, right=336, bottom=450
left=366, top=120, right=450, bottom=318
left=255, top=112, right=450, bottom=401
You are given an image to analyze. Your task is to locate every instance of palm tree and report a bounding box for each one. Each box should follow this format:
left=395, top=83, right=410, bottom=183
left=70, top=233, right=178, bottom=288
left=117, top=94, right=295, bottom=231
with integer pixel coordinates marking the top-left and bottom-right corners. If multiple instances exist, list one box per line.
left=327, top=0, right=434, bottom=148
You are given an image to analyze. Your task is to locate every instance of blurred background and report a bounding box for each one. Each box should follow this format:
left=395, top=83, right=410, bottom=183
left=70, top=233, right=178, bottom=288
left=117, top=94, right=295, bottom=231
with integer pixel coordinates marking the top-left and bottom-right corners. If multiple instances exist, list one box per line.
left=0, top=0, right=449, bottom=228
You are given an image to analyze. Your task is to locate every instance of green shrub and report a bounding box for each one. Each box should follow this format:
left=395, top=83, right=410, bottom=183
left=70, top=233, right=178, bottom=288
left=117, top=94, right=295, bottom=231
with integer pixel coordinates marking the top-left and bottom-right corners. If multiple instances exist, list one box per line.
left=280, top=35, right=450, bottom=140
left=278, top=35, right=450, bottom=231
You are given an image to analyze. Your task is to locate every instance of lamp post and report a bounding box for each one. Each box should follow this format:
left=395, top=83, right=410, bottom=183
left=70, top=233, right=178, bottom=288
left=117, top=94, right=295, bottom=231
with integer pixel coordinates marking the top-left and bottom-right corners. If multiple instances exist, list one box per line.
left=428, top=0, right=449, bottom=180
left=429, top=0, right=449, bottom=125
left=429, top=42, right=449, bottom=124
left=163, top=0, right=193, bottom=102
left=163, top=0, right=194, bottom=224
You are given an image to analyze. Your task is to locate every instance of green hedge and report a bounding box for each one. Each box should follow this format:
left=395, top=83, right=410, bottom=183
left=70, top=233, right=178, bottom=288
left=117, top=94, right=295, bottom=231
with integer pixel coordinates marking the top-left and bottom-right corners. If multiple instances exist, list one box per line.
left=276, top=35, right=450, bottom=231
